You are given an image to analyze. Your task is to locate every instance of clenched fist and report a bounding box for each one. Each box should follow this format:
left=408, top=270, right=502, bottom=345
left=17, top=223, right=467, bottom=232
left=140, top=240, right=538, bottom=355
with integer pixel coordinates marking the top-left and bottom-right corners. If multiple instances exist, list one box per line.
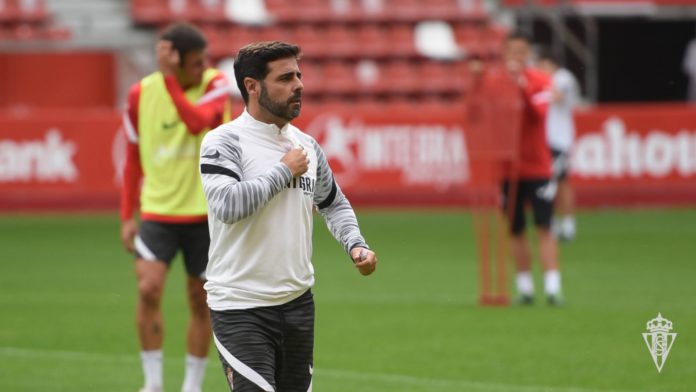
left=281, top=147, right=309, bottom=177
left=350, top=247, right=377, bottom=276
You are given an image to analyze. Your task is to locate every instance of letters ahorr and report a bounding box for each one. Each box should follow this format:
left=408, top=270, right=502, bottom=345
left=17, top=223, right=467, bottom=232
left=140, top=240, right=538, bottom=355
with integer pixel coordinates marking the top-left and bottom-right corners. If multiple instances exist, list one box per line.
left=642, top=313, right=677, bottom=373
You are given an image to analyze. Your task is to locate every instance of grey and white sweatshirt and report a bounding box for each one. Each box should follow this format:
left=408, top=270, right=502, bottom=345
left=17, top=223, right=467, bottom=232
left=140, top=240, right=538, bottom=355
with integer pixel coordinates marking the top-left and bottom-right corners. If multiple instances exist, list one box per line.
left=200, top=110, right=368, bottom=310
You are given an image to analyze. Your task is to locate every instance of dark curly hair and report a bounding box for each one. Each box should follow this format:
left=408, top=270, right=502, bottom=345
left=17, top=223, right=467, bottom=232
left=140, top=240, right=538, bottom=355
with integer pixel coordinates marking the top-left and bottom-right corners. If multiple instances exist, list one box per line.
left=233, top=41, right=301, bottom=104
left=159, top=23, right=207, bottom=64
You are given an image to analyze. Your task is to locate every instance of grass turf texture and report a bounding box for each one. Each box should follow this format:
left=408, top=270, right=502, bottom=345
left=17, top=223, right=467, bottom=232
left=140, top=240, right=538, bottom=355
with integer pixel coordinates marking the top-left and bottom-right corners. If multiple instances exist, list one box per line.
left=0, top=209, right=694, bottom=392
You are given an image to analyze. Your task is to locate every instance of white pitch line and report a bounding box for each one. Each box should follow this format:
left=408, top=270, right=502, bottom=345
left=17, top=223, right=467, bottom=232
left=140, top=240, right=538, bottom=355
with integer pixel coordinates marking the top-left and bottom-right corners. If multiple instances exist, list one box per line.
left=317, top=368, right=638, bottom=392
left=0, top=346, right=639, bottom=392
left=0, top=346, right=135, bottom=363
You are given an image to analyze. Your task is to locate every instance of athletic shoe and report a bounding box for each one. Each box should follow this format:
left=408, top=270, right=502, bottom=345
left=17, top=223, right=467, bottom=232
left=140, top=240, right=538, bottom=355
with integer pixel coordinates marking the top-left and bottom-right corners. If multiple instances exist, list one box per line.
left=516, top=294, right=534, bottom=305
left=547, top=294, right=564, bottom=306
left=559, top=218, right=576, bottom=242
left=139, top=387, right=163, bottom=392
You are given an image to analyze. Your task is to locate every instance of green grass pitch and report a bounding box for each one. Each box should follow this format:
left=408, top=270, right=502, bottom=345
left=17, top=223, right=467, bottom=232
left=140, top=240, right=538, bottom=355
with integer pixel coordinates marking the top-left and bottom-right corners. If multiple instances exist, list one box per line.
left=1, top=209, right=695, bottom=391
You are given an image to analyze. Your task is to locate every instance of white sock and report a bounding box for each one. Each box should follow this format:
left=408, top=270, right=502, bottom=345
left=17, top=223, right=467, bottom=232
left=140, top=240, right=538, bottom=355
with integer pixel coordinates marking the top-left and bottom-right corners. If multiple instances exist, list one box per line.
left=562, top=216, right=576, bottom=237
left=544, top=269, right=562, bottom=296
left=182, top=354, right=208, bottom=392
left=140, top=350, right=163, bottom=390
left=552, top=216, right=561, bottom=235
left=516, top=271, right=534, bottom=296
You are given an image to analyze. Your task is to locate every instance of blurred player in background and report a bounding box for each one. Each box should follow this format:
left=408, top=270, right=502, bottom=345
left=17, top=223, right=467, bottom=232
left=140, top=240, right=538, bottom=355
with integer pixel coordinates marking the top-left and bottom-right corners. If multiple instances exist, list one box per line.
left=199, top=41, right=377, bottom=391
left=683, top=31, right=696, bottom=101
left=502, top=33, right=563, bottom=305
left=120, top=23, right=233, bottom=392
left=538, top=48, right=579, bottom=242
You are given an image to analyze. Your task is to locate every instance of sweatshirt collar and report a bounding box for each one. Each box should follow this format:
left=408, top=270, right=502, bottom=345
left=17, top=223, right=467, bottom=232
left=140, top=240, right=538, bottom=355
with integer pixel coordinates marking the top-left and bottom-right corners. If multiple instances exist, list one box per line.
left=241, top=109, right=291, bottom=135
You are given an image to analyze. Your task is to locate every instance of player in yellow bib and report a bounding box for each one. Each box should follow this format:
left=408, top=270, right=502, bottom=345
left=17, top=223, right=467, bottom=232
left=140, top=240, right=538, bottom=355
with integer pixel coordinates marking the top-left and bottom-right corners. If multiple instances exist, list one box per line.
left=119, top=23, right=233, bottom=392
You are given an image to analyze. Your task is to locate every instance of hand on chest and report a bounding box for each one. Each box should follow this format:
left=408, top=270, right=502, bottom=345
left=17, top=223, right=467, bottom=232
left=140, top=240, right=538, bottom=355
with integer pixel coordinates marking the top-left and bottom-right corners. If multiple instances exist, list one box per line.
left=242, top=133, right=318, bottom=194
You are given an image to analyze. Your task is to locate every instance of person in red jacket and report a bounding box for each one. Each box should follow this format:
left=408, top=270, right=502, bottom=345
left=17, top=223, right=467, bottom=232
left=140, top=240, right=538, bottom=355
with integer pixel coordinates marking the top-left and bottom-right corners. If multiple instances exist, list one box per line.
left=501, top=32, right=563, bottom=305
left=120, top=23, right=233, bottom=392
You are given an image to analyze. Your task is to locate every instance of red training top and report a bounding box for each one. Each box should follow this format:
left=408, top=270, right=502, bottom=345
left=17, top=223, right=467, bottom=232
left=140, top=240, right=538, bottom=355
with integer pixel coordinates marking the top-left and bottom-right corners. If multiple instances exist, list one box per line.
left=516, top=68, right=552, bottom=179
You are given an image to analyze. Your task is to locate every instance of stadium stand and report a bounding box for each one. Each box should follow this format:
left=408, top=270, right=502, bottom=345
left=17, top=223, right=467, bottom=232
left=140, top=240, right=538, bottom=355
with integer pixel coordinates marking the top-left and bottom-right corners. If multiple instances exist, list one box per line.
left=0, top=0, right=49, bottom=22
left=503, top=0, right=696, bottom=6
left=127, top=0, right=503, bottom=105
left=4, top=0, right=696, bottom=213
left=0, top=0, right=70, bottom=41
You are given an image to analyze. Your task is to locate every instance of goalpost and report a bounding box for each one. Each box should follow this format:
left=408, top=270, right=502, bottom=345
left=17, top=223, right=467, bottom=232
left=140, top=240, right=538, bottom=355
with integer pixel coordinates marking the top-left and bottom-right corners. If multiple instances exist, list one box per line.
left=465, top=63, right=523, bottom=306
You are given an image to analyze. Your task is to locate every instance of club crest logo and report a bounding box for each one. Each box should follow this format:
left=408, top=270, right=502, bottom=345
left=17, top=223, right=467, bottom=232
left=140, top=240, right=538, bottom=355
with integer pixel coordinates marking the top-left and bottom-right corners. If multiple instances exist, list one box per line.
left=642, top=313, right=677, bottom=373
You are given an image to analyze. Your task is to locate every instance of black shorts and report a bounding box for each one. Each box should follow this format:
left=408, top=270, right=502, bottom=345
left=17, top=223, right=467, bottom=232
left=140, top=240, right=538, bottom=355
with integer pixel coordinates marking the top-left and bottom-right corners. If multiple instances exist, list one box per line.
left=211, top=290, right=314, bottom=392
left=550, top=149, right=570, bottom=181
left=134, top=220, right=209, bottom=278
left=501, top=179, right=554, bottom=234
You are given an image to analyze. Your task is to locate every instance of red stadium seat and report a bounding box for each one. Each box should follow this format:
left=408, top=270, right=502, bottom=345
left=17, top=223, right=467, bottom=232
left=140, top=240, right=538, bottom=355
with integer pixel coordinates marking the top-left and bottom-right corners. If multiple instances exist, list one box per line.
left=10, top=23, right=40, bottom=40
left=1, top=0, right=48, bottom=23
left=0, top=0, right=20, bottom=22
left=384, top=0, right=484, bottom=21
left=453, top=24, right=486, bottom=58
left=381, top=60, right=420, bottom=94
left=199, top=24, right=228, bottom=58
left=263, top=0, right=293, bottom=21
left=354, top=0, right=389, bottom=21
left=133, top=0, right=227, bottom=24
left=203, top=25, right=270, bottom=59
left=419, top=61, right=455, bottom=93
left=291, top=25, right=328, bottom=58
left=386, top=23, right=417, bottom=57
left=256, top=26, right=293, bottom=44
left=298, top=61, right=324, bottom=95
left=17, top=0, right=48, bottom=22
left=23, top=0, right=48, bottom=22
left=0, top=24, right=12, bottom=39
left=372, top=96, right=421, bottom=112
left=167, top=0, right=199, bottom=22
left=297, top=0, right=333, bottom=22
left=325, top=24, right=358, bottom=57
left=323, top=60, right=358, bottom=95
left=266, top=0, right=332, bottom=22
left=452, top=60, right=473, bottom=91
left=387, top=0, right=423, bottom=21
left=330, top=0, right=365, bottom=21
left=0, top=23, right=71, bottom=42
left=224, top=25, right=261, bottom=55
left=0, top=0, right=72, bottom=42
left=191, top=0, right=227, bottom=23
left=123, top=0, right=499, bottom=104
left=503, top=0, right=560, bottom=6
left=130, top=0, right=170, bottom=25
left=422, top=0, right=461, bottom=17
left=354, top=59, right=384, bottom=94
left=355, top=24, right=389, bottom=58
left=0, top=0, right=10, bottom=20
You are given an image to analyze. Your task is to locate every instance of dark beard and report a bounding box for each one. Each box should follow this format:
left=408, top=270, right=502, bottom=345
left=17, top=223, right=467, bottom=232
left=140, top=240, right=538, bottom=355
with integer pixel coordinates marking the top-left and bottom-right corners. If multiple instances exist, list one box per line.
left=259, top=82, right=301, bottom=122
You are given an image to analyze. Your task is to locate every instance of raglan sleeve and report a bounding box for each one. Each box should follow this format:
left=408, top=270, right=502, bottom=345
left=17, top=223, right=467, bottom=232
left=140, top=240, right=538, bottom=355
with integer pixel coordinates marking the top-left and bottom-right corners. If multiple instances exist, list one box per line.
left=311, top=138, right=369, bottom=254
left=200, top=129, right=294, bottom=224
